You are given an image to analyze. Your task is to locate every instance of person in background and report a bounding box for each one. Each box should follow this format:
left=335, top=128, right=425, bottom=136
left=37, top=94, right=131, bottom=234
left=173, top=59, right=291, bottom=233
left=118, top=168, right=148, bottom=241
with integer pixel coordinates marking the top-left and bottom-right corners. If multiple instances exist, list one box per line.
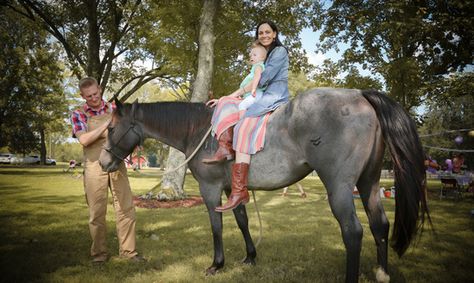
left=452, top=153, right=465, bottom=174
left=281, top=182, right=307, bottom=198
left=424, top=155, right=440, bottom=174
left=70, top=77, right=144, bottom=264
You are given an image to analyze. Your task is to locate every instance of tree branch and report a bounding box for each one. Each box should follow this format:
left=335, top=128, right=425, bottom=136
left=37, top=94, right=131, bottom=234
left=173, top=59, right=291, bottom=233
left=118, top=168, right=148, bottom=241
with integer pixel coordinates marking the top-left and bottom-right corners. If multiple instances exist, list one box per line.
left=110, top=67, right=166, bottom=102
left=18, top=0, right=86, bottom=71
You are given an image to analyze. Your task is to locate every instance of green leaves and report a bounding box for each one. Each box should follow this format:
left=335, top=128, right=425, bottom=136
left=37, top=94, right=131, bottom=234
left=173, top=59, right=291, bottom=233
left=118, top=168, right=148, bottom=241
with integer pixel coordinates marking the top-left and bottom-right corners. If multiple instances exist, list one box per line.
left=312, top=0, right=473, bottom=110
left=0, top=7, right=67, bottom=154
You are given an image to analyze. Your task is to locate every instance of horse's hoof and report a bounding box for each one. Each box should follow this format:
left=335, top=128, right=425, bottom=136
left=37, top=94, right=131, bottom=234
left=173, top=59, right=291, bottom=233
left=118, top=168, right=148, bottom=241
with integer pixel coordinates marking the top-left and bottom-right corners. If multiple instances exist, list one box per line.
left=205, top=266, right=220, bottom=276
left=375, top=266, right=390, bottom=283
left=242, top=257, right=256, bottom=266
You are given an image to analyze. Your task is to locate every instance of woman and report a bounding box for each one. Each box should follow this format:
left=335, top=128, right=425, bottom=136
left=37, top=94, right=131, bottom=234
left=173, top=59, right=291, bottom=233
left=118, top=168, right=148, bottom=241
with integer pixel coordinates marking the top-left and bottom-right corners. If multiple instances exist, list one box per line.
left=204, top=20, right=290, bottom=212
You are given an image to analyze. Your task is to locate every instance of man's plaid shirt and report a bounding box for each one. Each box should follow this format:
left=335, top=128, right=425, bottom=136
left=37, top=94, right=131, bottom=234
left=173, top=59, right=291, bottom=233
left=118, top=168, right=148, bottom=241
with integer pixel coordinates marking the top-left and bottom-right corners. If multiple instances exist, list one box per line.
left=70, top=100, right=115, bottom=138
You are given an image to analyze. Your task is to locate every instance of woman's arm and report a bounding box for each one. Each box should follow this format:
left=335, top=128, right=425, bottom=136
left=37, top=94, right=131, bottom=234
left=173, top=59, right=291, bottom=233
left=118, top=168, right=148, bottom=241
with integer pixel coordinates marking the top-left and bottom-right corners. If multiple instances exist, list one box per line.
left=258, top=47, right=288, bottom=89
left=206, top=88, right=246, bottom=107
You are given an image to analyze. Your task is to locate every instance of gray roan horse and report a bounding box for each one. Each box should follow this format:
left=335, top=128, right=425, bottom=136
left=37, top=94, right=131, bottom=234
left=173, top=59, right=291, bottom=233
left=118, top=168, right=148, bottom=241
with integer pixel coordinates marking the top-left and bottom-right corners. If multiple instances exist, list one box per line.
left=99, top=88, right=429, bottom=282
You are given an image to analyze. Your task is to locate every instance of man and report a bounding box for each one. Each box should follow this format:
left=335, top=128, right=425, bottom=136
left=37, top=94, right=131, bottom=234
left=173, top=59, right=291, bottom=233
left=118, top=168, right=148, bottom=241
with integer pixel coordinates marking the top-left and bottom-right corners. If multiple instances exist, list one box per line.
left=70, top=77, right=143, bottom=264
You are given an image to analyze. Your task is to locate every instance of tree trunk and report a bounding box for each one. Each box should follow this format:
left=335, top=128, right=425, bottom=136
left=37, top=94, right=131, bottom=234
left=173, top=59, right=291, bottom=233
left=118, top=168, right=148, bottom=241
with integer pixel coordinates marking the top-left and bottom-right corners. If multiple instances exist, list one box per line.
left=157, top=147, right=187, bottom=200
left=85, top=0, right=101, bottom=80
left=159, top=0, right=219, bottom=199
left=159, top=154, right=165, bottom=171
left=191, top=0, right=219, bottom=103
left=40, top=128, right=46, bottom=165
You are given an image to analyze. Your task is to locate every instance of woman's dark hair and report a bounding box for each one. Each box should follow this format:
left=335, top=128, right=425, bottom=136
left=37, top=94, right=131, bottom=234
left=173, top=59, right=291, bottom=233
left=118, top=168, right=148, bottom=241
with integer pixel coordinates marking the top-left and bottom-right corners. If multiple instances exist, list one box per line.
left=254, top=20, right=285, bottom=61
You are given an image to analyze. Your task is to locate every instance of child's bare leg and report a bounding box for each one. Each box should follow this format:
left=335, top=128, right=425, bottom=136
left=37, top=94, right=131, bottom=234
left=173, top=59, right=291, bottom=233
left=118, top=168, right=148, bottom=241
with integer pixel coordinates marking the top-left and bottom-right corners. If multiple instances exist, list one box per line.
left=296, top=183, right=307, bottom=198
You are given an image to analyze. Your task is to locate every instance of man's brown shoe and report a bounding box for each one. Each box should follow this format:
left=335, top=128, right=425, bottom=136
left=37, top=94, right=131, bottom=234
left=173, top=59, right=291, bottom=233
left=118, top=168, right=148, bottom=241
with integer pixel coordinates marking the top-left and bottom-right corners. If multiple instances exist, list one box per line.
left=91, top=254, right=108, bottom=265
left=130, top=255, right=147, bottom=262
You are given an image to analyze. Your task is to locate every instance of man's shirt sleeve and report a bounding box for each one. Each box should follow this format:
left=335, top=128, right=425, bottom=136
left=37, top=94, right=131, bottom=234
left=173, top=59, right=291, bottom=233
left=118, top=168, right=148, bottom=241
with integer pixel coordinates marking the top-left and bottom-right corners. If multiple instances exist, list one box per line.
left=71, top=110, right=87, bottom=138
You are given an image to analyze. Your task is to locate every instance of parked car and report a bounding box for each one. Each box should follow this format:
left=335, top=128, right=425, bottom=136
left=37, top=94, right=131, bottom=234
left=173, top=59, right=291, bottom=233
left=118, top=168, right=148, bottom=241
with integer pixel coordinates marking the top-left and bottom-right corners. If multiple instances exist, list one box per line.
left=23, top=155, right=57, bottom=165
left=46, top=157, right=57, bottom=166
left=0, top=153, right=14, bottom=164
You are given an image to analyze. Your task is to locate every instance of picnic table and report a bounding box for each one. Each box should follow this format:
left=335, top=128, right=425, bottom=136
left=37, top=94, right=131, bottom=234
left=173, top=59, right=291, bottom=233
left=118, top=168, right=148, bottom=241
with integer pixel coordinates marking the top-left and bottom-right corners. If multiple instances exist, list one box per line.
left=437, top=171, right=473, bottom=200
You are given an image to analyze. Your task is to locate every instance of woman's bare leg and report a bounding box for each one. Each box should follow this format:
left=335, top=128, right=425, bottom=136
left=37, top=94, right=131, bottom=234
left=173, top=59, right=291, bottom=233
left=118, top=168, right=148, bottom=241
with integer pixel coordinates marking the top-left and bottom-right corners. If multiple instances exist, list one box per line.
left=236, top=152, right=251, bottom=164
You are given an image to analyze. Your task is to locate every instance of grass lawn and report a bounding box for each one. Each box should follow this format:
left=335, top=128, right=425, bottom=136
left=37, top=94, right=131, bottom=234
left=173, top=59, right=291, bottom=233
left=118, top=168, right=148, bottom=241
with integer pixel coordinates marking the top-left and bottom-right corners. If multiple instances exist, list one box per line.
left=0, top=165, right=473, bottom=283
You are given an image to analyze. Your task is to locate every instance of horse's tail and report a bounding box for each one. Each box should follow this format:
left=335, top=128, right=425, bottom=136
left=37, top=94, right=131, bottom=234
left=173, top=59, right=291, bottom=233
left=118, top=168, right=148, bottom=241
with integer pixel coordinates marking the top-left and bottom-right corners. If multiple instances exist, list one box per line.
left=361, top=89, right=430, bottom=257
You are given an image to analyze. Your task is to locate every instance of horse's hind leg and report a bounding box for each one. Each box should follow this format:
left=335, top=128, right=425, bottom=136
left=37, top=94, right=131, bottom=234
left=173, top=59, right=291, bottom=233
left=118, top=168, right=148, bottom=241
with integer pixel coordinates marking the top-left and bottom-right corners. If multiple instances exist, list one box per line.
left=232, top=203, right=257, bottom=265
left=357, top=167, right=390, bottom=281
left=355, top=127, right=390, bottom=282
left=322, top=177, right=363, bottom=283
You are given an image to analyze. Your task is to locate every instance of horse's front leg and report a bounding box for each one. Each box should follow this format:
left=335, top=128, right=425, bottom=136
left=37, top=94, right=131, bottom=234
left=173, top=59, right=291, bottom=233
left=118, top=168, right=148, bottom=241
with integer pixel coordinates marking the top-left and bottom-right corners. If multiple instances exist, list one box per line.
left=201, top=185, right=226, bottom=275
left=232, top=203, right=257, bottom=265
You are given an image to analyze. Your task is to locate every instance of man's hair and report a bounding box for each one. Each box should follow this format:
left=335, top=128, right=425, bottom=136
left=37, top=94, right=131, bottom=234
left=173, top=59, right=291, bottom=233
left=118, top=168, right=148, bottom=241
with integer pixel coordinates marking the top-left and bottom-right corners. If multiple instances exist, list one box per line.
left=79, top=77, right=99, bottom=90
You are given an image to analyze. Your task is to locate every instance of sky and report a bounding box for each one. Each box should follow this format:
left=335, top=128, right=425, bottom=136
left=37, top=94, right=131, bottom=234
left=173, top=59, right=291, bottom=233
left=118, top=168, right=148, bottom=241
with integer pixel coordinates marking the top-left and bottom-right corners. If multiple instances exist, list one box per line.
left=300, top=28, right=335, bottom=67
left=299, top=28, right=373, bottom=78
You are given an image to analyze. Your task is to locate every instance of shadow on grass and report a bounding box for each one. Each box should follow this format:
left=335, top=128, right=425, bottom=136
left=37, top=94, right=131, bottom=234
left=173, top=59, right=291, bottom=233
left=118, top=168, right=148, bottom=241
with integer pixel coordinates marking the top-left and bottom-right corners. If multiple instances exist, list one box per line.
left=1, top=167, right=474, bottom=282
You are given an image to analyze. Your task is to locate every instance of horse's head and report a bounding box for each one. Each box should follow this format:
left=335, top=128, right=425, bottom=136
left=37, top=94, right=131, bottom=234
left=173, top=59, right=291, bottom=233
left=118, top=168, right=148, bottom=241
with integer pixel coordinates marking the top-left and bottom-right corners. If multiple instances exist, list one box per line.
left=99, top=99, right=143, bottom=172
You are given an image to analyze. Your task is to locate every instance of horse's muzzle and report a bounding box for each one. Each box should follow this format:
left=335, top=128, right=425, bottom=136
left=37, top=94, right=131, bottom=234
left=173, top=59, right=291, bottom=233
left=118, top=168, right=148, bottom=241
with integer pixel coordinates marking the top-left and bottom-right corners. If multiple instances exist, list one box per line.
left=98, top=152, right=120, bottom=172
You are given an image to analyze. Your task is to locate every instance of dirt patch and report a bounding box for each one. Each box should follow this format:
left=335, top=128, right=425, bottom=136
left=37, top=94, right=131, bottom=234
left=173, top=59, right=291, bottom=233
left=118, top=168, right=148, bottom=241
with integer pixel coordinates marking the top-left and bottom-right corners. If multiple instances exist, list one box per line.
left=133, top=195, right=204, bottom=209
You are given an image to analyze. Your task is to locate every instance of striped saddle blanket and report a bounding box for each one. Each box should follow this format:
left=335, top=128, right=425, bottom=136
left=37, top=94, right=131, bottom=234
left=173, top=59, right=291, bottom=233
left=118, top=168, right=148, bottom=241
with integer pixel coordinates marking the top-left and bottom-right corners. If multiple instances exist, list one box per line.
left=210, top=96, right=271, bottom=155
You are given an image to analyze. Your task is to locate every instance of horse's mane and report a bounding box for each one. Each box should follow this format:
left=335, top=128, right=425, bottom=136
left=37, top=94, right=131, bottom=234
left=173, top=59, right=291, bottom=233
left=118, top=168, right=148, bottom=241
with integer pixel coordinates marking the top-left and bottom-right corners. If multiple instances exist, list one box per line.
left=137, top=102, right=212, bottom=141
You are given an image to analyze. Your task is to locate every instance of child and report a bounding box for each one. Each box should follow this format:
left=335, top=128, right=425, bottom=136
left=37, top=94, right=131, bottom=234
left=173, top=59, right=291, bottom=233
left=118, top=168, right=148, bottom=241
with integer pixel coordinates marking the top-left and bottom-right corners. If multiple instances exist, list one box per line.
left=237, top=42, right=267, bottom=116
left=281, top=182, right=307, bottom=198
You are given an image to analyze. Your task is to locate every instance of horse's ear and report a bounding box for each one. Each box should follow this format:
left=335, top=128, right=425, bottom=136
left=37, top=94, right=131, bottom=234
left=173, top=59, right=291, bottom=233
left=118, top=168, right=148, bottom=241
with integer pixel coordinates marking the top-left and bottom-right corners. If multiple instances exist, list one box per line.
left=131, top=99, right=139, bottom=119
left=114, top=97, right=122, bottom=108
left=114, top=97, right=123, bottom=115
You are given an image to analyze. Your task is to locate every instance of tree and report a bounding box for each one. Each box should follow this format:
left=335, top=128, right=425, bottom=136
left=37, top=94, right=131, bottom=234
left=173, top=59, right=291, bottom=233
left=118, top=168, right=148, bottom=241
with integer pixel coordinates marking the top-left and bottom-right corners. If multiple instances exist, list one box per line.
left=309, top=60, right=383, bottom=90
left=419, top=72, right=474, bottom=168
left=158, top=0, right=219, bottom=200
left=340, top=67, right=383, bottom=90
left=0, top=7, right=67, bottom=161
left=137, top=0, right=321, bottom=98
left=138, top=0, right=321, bottom=199
left=288, top=71, right=318, bottom=97
left=4, top=0, right=167, bottom=99
left=54, top=142, right=83, bottom=163
left=313, top=0, right=473, bottom=110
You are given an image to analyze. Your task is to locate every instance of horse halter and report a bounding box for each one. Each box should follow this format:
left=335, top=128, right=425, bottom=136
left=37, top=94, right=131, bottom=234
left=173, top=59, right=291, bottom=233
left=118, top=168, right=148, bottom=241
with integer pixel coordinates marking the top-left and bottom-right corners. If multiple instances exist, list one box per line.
left=103, top=119, right=143, bottom=163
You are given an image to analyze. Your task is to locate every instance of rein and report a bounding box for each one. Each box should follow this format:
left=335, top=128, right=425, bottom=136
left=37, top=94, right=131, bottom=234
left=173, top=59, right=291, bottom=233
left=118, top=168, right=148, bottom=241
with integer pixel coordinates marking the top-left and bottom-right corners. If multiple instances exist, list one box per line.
left=133, top=126, right=213, bottom=182
left=115, top=123, right=264, bottom=250
left=104, top=117, right=263, bottom=249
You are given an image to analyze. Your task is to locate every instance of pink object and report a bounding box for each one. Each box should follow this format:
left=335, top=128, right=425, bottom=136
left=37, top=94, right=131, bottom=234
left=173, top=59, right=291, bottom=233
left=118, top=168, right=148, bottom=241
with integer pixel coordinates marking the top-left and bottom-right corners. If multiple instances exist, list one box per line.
left=445, top=159, right=453, bottom=172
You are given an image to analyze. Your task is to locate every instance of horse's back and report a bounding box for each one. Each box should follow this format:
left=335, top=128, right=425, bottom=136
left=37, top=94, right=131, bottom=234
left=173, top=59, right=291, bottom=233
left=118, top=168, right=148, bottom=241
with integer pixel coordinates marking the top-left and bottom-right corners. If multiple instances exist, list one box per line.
left=249, top=88, right=381, bottom=188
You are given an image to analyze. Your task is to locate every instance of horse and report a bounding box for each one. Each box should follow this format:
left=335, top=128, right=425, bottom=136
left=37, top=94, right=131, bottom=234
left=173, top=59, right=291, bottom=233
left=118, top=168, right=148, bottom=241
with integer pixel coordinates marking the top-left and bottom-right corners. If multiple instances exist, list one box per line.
left=99, top=88, right=429, bottom=282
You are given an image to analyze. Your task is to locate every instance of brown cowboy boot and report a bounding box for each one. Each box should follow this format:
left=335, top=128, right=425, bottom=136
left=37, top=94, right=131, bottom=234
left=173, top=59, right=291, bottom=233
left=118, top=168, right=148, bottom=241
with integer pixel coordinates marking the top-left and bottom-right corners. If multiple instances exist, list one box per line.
left=215, top=162, right=250, bottom=212
left=202, top=127, right=235, bottom=164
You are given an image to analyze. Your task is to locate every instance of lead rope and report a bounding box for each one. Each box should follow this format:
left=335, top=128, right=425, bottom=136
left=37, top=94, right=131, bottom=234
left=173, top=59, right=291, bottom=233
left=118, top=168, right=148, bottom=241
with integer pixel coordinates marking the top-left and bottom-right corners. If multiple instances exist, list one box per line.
left=251, top=190, right=263, bottom=248
left=136, top=126, right=212, bottom=191
left=239, top=190, right=263, bottom=263
left=136, top=125, right=264, bottom=253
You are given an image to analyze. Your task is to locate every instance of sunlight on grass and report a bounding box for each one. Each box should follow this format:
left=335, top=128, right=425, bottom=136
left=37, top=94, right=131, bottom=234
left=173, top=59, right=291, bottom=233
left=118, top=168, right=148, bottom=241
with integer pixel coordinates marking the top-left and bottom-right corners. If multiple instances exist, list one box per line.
left=1, top=166, right=473, bottom=282
left=142, top=220, right=175, bottom=230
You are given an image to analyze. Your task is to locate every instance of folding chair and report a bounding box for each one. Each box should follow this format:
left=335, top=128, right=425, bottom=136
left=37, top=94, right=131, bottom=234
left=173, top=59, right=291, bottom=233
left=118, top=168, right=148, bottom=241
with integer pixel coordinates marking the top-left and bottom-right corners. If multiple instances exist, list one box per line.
left=440, top=178, right=462, bottom=200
